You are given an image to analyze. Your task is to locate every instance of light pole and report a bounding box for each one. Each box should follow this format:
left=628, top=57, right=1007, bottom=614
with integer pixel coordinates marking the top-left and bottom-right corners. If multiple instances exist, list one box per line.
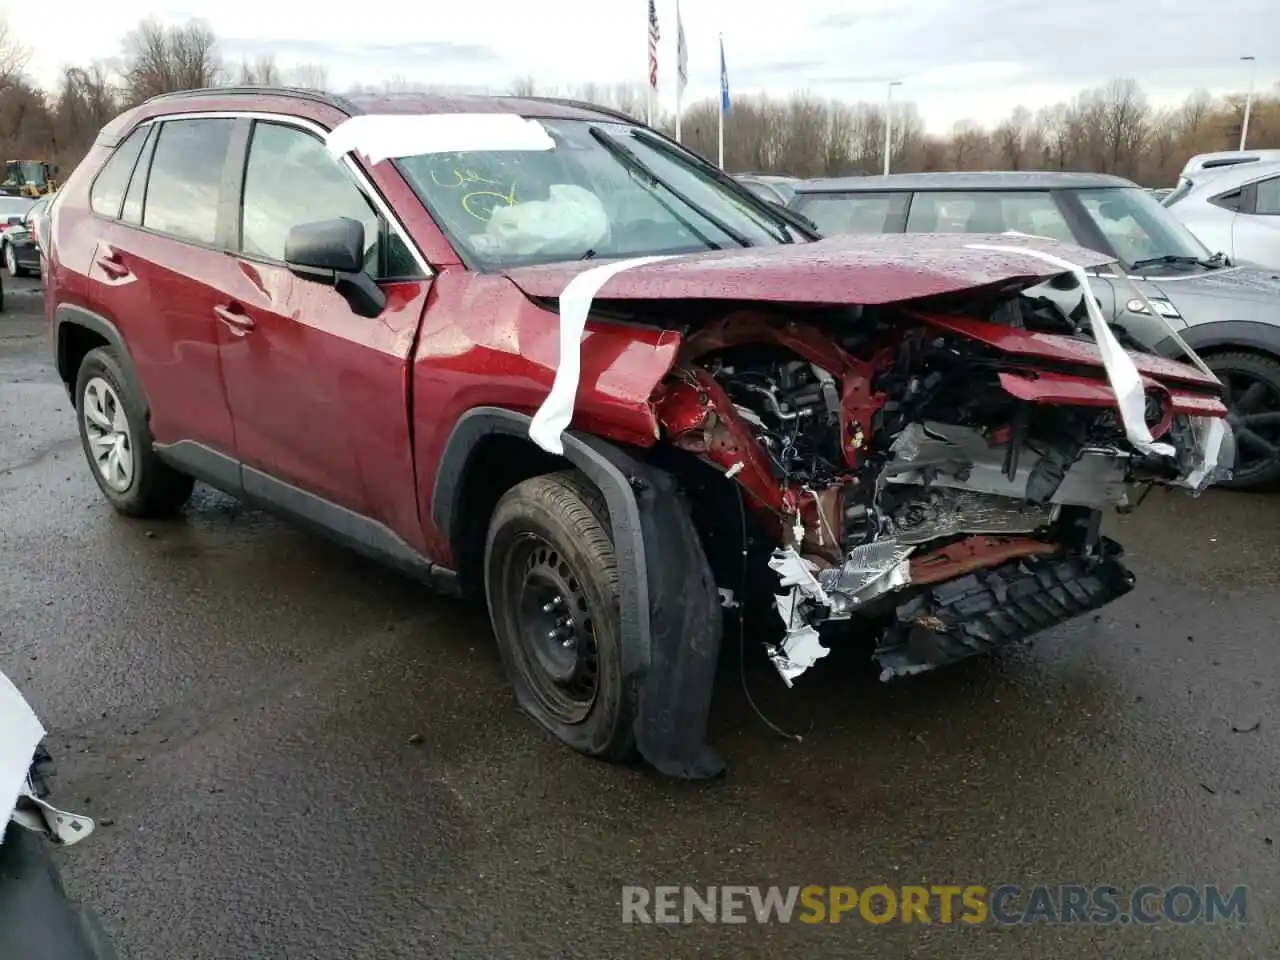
left=1240, top=56, right=1257, bottom=151
left=883, top=80, right=903, bottom=175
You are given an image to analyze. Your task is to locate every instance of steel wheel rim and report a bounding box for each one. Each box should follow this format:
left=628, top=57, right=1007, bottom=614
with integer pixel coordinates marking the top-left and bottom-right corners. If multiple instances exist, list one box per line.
left=1220, top=370, right=1280, bottom=482
left=82, top=377, right=135, bottom=492
left=511, top=533, right=600, bottom=724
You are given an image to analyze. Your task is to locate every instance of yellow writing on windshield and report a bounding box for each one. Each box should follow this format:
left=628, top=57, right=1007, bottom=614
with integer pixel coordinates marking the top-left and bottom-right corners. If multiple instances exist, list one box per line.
left=429, top=166, right=520, bottom=222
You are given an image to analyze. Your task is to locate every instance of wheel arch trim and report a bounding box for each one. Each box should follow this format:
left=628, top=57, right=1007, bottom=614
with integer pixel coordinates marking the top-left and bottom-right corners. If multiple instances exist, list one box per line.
left=54, top=305, right=148, bottom=416
left=1155, top=321, right=1280, bottom=361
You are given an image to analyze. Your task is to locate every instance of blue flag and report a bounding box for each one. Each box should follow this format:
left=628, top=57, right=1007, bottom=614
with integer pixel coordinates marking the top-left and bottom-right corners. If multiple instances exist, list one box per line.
left=719, top=37, right=731, bottom=114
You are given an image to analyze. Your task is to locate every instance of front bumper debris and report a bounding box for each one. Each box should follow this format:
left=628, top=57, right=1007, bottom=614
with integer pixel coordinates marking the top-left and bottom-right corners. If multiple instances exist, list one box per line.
left=874, top=540, right=1136, bottom=681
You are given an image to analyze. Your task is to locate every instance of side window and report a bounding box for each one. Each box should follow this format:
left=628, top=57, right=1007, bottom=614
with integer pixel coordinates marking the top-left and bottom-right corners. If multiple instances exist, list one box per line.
left=142, top=118, right=234, bottom=245
left=240, top=121, right=422, bottom=279
left=792, top=192, right=908, bottom=235
left=1254, top=177, right=1280, bottom=215
left=905, top=190, right=1074, bottom=243
left=121, top=125, right=158, bottom=226
left=89, top=127, right=149, bottom=219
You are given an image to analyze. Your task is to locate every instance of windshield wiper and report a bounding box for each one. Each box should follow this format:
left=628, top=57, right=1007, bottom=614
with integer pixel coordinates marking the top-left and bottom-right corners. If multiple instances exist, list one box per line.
left=629, top=129, right=809, bottom=243
left=1130, top=254, right=1221, bottom=270
left=587, top=126, right=750, bottom=249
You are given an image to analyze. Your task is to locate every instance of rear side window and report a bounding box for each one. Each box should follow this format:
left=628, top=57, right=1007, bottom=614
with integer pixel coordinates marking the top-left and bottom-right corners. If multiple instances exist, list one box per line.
left=905, top=190, right=1074, bottom=243
left=89, top=127, right=149, bottom=219
left=142, top=118, right=234, bottom=245
left=1255, top=177, right=1280, bottom=215
left=792, top=192, right=908, bottom=234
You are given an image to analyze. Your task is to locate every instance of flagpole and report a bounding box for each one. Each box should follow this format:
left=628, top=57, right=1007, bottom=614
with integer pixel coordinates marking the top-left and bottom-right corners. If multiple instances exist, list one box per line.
left=674, top=0, right=683, bottom=142
left=717, top=33, right=724, bottom=169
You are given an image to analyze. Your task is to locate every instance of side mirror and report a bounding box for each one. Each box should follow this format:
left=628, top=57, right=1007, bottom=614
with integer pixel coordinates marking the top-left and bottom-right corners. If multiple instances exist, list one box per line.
left=284, top=217, right=387, bottom=319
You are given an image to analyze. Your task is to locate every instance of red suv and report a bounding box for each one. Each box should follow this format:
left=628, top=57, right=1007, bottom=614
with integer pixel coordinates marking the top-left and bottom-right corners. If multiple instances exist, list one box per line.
left=46, top=87, right=1233, bottom=777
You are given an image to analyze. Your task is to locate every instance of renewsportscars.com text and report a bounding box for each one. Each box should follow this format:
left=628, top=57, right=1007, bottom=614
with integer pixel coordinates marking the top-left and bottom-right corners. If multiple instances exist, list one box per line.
left=621, top=884, right=1248, bottom=925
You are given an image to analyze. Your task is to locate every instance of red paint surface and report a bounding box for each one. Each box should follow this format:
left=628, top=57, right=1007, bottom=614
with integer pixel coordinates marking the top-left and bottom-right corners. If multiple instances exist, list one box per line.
left=504, top=233, right=1114, bottom=307
left=915, top=311, right=1221, bottom=389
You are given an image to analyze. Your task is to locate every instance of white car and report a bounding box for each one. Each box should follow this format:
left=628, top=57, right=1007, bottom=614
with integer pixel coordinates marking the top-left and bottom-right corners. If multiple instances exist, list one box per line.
left=1, top=670, right=115, bottom=958
left=1164, top=159, right=1280, bottom=270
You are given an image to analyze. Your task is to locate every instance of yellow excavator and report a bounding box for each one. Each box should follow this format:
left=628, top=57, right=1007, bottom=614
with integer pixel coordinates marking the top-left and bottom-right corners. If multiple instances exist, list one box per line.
left=0, top=160, right=57, bottom=198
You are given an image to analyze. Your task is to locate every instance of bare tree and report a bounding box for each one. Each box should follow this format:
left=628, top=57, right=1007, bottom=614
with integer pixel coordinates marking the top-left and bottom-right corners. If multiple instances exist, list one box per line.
left=0, top=16, right=30, bottom=88
left=508, top=76, right=536, bottom=97
left=994, top=106, right=1032, bottom=169
left=121, top=19, right=222, bottom=103
left=949, top=120, right=989, bottom=170
left=285, top=63, right=329, bottom=91
left=237, top=54, right=281, bottom=86
left=1097, top=78, right=1150, bottom=178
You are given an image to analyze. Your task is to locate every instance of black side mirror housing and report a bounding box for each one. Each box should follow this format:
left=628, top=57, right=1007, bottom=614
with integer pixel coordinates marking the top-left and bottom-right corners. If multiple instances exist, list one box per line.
left=284, top=217, right=387, bottom=319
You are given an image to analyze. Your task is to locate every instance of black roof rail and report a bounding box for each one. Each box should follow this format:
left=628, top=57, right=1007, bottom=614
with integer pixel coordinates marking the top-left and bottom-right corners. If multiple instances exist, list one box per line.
left=141, top=85, right=361, bottom=115
left=507, top=95, right=645, bottom=127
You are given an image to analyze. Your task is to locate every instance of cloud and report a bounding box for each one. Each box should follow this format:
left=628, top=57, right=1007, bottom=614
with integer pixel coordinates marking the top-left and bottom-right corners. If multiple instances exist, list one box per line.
left=15, top=0, right=1277, bottom=133
left=220, top=38, right=502, bottom=67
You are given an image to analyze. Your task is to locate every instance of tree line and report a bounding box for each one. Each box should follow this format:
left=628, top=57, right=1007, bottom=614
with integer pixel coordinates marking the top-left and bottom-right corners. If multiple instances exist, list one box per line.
left=0, top=16, right=1274, bottom=189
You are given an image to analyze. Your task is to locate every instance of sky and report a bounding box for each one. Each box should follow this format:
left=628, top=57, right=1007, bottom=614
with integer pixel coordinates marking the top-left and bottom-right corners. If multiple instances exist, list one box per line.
left=12, top=0, right=1276, bottom=133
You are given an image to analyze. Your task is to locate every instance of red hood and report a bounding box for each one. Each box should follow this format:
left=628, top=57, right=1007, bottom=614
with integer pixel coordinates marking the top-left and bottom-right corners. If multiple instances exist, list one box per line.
left=502, top=233, right=1116, bottom=305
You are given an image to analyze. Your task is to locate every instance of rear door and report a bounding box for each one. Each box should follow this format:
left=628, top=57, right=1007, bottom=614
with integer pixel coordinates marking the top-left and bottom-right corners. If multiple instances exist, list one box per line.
left=211, top=117, right=431, bottom=535
left=89, top=116, right=238, bottom=455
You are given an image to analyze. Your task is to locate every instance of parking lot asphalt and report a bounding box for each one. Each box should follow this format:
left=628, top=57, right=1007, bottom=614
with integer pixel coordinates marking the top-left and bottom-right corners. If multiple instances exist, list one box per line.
left=1, top=280, right=1277, bottom=959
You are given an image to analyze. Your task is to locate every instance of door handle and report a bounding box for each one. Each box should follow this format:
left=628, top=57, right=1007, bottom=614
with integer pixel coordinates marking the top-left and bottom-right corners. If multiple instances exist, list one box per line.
left=213, top=303, right=255, bottom=335
left=95, top=250, right=130, bottom=279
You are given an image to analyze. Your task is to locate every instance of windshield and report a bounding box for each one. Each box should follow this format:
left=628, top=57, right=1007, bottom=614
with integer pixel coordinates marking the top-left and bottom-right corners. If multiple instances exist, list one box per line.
left=1074, top=186, right=1212, bottom=266
left=395, top=118, right=796, bottom=268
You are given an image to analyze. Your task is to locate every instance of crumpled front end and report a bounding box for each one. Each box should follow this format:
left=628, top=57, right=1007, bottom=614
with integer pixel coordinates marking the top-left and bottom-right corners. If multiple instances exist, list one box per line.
left=647, top=276, right=1231, bottom=685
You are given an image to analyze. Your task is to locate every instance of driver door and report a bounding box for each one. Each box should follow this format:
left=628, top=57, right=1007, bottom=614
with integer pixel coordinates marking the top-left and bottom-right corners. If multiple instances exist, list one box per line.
left=210, top=118, right=430, bottom=527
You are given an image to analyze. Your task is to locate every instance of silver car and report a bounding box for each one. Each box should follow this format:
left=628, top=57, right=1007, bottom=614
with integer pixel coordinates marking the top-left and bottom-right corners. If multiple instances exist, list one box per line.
left=1163, top=159, right=1280, bottom=271
left=788, top=170, right=1280, bottom=489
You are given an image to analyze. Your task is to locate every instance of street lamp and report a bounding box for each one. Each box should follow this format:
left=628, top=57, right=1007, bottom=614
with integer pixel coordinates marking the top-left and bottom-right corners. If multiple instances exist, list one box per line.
left=1240, top=56, right=1257, bottom=151
left=883, top=80, right=903, bottom=175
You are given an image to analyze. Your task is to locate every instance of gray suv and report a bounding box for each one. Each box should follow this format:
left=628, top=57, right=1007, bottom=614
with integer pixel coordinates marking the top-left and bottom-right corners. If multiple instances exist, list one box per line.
left=789, top=171, right=1280, bottom=489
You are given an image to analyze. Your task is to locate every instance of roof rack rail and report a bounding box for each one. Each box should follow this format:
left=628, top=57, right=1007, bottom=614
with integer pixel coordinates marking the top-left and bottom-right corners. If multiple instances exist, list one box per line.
left=141, top=85, right=361, bottom=115
left=508, top=95, right=645, bottom=128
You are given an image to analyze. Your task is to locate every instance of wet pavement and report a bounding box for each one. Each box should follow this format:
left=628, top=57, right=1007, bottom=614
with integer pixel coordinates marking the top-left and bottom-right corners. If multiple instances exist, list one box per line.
left=1, top=282, right=1277, bottom=958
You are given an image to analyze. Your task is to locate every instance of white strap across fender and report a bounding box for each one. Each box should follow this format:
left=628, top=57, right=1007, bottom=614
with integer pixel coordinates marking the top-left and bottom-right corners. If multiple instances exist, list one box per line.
left=529, top=255, right=676, bottom=455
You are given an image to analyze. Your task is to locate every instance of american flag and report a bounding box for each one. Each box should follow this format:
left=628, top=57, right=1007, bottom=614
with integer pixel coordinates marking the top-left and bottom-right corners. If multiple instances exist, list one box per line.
left=647, top=0, right=660, bottom=90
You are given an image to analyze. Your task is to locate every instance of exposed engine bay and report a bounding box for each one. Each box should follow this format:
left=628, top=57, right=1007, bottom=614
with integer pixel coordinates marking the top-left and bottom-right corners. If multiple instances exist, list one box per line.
left=652, top=293, right=1232, bottom=686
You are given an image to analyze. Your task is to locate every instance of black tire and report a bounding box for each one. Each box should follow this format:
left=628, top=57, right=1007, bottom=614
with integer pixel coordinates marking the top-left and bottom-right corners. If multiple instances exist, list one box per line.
left=484, top=470, right=637, bottom=762
left=74, top=346, right=194, bottom=517
left=1205, top=350, right=1280, bottom=490
left=3, top=242, right=25, bottom=278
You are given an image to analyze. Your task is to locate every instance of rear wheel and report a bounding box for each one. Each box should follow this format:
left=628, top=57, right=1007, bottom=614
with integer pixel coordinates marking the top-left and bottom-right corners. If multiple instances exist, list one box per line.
left=484, top=470, right=637, bottom=762
left=1207, top=350, right=1280, bottom=490
left=74, top=347, right=194, bottom=517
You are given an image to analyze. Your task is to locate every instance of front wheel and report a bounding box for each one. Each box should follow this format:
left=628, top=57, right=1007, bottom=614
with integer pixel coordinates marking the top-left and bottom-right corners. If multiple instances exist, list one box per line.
left=1206, top=351, right=1280, bottom=490
left=484, top=470, right=638, bottom=762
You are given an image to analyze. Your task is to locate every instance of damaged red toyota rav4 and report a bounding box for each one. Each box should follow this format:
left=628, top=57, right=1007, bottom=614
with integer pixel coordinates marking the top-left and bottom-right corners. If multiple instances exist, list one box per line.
left=45, top=88, right=1233, bottom=777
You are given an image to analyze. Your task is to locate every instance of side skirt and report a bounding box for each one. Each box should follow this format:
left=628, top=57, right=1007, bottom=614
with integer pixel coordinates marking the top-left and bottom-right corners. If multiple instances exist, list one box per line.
left=153, top=440, right=460, bottom=596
